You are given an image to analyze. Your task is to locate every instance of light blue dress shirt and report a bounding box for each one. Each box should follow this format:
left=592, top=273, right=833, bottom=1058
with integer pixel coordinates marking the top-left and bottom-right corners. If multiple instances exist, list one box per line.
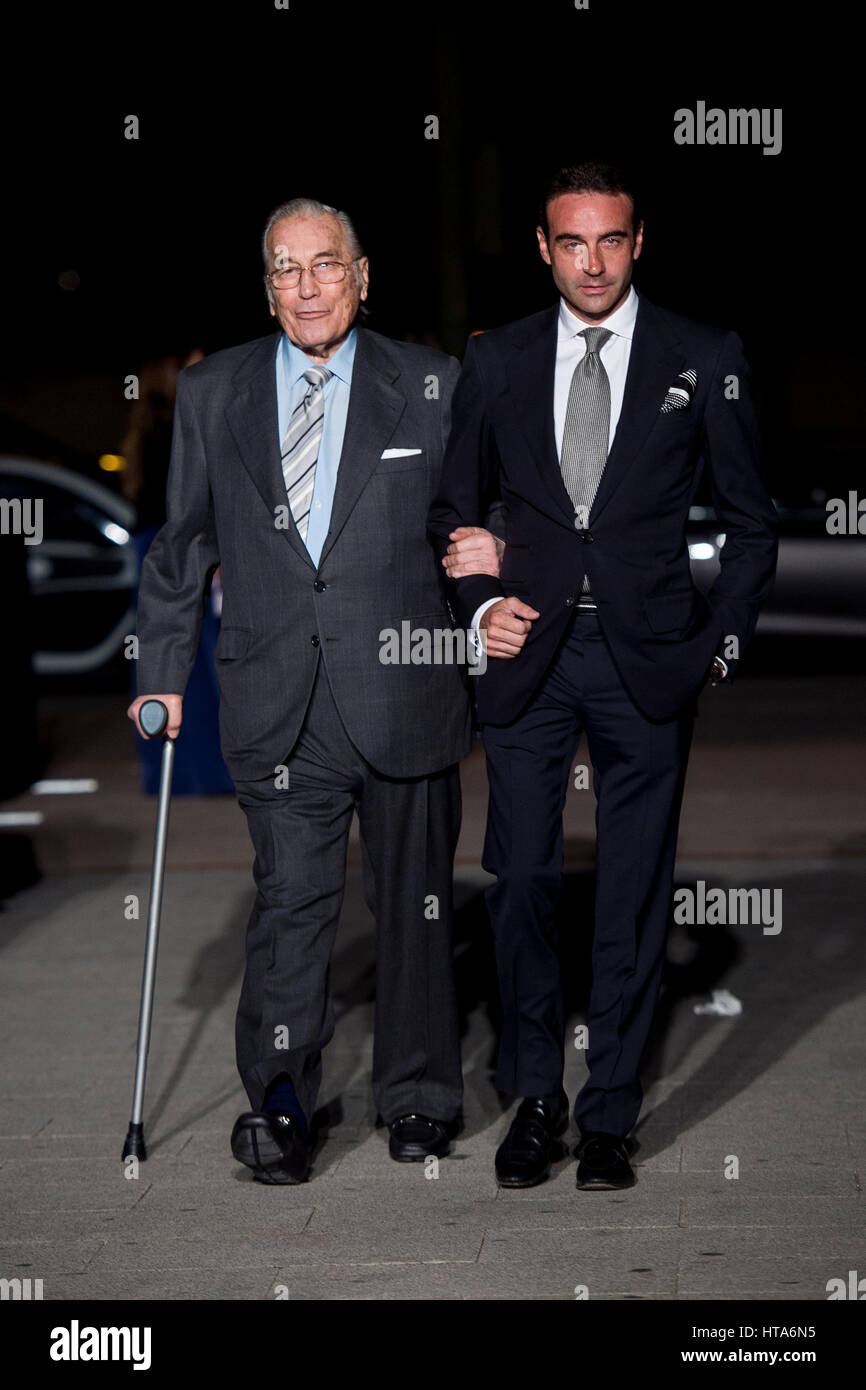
left=275, top=327, right=357, bottom=567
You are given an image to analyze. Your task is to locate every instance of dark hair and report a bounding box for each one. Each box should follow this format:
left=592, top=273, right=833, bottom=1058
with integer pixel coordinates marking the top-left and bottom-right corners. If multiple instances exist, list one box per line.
left=537, top=161, right=641, bottom=239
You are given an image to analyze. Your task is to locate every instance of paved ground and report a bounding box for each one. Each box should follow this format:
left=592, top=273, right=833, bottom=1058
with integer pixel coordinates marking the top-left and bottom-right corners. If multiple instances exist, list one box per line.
left=0, top=675, right=864, bottom=1300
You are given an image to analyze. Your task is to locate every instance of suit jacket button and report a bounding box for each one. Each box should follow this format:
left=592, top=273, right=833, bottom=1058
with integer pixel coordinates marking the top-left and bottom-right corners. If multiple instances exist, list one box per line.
left=565, top=597, right=574, bottom=606
left=314, top=581, right=327, bottom=592
left=311, top=635, right=320, bottom=647
left=581, top=530, right=594, bottom=543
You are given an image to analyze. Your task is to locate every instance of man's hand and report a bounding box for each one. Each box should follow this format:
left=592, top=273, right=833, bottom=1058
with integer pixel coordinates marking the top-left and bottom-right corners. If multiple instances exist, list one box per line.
left=479, top=597, right=540, bottom=659
left=127, top=694, right=184, bottom=739
left=442, top=526, right=504, bottom=579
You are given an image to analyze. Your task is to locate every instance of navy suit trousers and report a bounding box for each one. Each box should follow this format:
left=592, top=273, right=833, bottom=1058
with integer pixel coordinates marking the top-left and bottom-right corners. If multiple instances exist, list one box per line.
left=481, top=611, right=695, bottom=1137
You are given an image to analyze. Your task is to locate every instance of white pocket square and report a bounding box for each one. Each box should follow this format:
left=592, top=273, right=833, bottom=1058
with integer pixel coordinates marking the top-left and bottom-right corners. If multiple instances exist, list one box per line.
left=380, top=447, right=422, bottom=458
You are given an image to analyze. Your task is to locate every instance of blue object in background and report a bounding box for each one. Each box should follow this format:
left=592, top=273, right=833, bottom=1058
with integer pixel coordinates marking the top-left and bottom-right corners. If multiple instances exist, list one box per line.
left=131, top=527, right=235, bottom=796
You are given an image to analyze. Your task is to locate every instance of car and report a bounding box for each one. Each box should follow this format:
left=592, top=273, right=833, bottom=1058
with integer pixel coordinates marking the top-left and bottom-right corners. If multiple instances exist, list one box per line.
left=688, top=501, right=866, bottom=639
left=0, top=456, right=138, bottom=674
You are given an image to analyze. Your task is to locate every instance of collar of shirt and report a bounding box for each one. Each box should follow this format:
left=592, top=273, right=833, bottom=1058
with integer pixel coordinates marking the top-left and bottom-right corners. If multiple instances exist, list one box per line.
left=279, top=325, right=357, bottom=389
left=557, top=284, right=639, bottom=349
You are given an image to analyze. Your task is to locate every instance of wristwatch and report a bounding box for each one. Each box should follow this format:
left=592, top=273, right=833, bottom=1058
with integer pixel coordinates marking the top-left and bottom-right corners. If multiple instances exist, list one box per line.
left=709, top=655, right=728, bottom=686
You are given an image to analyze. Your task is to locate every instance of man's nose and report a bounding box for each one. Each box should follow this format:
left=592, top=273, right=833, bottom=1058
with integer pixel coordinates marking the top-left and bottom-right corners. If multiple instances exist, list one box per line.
left=584, top=246, right=604, bottom=275
left=297, top=268, right=320, bottom=298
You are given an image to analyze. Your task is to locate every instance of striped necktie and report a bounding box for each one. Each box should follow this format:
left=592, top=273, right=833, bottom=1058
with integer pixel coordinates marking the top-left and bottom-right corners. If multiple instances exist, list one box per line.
left=280, top=365, right=332, bottom=543
left=560, top=327, right=612, bottom=594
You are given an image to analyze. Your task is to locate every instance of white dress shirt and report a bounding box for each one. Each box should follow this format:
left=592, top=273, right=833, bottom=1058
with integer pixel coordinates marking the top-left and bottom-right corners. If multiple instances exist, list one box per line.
left=470, top=286, right=639, bottom=635
left=554, top=284, right=638, bottom=456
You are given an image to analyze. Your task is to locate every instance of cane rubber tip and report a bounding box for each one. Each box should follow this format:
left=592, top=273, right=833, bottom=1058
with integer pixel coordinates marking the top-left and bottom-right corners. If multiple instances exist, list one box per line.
left=122, top=1123, right=147, bottom=1161
left=140, top=700, right=168, bottom=738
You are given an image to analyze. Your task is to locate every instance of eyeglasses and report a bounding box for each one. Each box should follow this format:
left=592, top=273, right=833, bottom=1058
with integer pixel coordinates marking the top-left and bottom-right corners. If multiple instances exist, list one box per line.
left=265, top=259, right=358, bottom=291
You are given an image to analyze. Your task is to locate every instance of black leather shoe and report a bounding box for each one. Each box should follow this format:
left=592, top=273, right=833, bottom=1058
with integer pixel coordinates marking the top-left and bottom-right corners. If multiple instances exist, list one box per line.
left=230, top=1111, right=311, bottom=1184
left=495, top=1091, right=569, bottom=1188
left=575, top=1131, right=635, bottom=1190
left=388, top=1113, right=453, bottom=1162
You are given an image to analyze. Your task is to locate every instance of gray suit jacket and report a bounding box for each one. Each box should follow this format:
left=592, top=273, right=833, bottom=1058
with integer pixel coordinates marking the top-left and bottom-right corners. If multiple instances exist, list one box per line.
left=135, top=326, right=472, bottom=780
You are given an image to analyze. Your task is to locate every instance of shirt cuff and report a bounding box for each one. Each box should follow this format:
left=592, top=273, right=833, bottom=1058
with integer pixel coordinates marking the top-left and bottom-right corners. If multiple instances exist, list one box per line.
left=470, top=597, right=505, bottom=634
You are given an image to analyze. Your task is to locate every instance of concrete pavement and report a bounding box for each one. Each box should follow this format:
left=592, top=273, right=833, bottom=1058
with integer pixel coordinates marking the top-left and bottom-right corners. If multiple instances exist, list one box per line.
left=0, top=676, right=864, bottom=1300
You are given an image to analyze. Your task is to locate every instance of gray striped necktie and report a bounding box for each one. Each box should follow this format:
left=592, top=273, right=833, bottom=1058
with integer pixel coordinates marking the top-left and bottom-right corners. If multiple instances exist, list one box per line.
left=280, top=365, right=332, bottom=543
left=560, top=326, right=612, bottom=594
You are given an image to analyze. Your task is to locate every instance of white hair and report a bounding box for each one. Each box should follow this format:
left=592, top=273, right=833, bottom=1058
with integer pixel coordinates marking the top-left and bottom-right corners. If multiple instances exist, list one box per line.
left=262, top=197, right=365, bottom=306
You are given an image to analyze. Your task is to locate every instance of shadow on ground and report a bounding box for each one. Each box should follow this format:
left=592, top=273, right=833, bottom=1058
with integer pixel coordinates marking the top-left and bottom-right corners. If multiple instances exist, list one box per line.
left=131, top=851, right=866, bottom=1157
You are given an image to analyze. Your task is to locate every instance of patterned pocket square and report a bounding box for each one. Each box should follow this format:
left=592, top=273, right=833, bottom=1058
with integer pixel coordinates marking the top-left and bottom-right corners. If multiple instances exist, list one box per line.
left=660, top=368, right=697, bottom=413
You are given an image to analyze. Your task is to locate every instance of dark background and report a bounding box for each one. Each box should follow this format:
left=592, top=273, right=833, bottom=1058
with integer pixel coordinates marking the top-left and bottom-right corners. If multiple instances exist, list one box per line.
left=1, top=1, right=860, bottom=502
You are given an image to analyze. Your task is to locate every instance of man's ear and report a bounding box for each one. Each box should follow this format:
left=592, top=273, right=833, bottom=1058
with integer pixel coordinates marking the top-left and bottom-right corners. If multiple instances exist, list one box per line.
left=632, top=220, right=645, bottom=261
left=536, top=226, right=552, bottom=266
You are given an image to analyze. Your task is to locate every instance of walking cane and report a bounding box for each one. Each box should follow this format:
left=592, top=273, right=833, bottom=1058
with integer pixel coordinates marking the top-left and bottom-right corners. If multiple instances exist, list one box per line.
left=122, top=699, right=176, bottom=1161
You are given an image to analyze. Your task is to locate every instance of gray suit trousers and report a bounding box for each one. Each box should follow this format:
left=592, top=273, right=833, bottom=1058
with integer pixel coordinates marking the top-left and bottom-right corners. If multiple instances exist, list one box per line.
left=232, top=654, right=464, bottom=1126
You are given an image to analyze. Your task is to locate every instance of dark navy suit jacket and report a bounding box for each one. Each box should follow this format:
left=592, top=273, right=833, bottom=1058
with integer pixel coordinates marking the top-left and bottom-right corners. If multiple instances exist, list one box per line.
left=428, top=295, right=778, bottom=724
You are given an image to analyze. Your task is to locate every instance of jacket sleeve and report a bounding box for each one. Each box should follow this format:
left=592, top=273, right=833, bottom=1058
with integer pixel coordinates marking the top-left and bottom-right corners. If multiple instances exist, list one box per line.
left=135, top=369, right=221, bottom=696
left=428, top=334, right=505, bottom=629
left=701, top=331, right=778, bottom=677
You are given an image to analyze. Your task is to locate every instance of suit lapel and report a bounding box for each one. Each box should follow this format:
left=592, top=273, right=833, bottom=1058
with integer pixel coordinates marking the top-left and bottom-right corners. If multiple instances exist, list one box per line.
left=316, top=327, right=405, bottom=568
left=504, top=306, right=577, bottom=526
left=224, top=327, right=406, bottom=573
left=225, top=332, right=316, bottom=571
left=589, top=296, right=685, bottom=523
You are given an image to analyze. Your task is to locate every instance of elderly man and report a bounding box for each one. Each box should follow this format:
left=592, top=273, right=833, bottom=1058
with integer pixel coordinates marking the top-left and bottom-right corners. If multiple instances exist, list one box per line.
left=129, top=198, right=470, bottom=1183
